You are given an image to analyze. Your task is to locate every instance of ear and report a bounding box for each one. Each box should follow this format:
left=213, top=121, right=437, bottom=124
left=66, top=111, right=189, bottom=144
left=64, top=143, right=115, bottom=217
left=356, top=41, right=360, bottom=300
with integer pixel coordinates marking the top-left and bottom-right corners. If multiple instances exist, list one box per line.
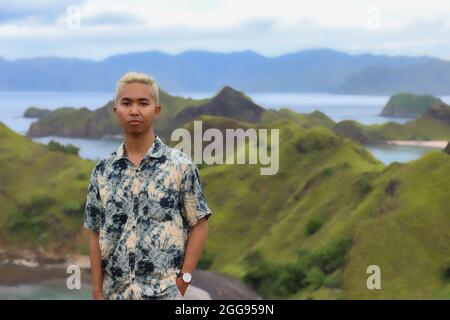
left=155, top=104, right=161, bottom=117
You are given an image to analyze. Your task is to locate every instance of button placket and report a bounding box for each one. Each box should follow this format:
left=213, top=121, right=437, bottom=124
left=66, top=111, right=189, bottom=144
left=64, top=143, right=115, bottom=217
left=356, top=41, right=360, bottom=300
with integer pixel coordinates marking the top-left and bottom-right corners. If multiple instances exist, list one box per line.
left=129, top=168, right=141, bottom=286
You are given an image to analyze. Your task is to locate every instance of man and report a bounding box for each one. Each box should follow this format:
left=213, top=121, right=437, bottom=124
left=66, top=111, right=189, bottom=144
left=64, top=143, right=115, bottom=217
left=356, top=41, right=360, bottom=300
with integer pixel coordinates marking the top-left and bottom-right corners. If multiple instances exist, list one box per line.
left=84, top=71, right=213, bottom=300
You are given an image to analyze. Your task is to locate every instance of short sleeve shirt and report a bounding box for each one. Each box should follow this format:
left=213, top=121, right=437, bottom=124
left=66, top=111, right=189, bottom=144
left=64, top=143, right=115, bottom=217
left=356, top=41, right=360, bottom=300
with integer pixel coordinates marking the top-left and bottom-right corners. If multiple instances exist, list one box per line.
left=83, top=136, right=213, bottom=300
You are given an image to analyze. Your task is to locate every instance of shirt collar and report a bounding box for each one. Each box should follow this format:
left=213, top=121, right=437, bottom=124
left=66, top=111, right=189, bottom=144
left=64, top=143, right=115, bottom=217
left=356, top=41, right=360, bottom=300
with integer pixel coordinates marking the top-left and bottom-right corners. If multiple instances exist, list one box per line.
left=113, top=135, right=166, bottom=162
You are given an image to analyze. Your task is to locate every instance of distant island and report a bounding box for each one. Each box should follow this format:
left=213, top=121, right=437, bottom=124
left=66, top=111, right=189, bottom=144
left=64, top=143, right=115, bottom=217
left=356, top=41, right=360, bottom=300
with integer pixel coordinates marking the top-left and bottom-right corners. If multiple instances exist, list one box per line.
left=25, top=87, right=450, bottom=148
left=23, top=107, right=51, bottom=118
left=380, top=93, right=444, bottom=117
left=334, top=97, right=450, bottom=144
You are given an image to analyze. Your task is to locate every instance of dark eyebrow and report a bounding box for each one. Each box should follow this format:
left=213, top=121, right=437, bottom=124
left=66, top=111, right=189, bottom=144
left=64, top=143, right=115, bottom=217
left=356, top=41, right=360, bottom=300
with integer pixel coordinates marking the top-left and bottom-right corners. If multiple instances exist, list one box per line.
left=120, top=97, right=151, bottom=102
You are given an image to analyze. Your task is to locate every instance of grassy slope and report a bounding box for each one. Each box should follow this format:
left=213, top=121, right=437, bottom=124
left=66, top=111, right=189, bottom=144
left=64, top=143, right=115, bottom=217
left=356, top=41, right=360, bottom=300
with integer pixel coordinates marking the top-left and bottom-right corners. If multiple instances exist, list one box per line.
left=198, top=120, right=382, bottom=286
left=342, top=151, right=450, bottom=299
left=0, top=122, right=94, bottom=253
left=2, top=113, right=449, bottom=299
left=195, top=119, right=450, bottom=299
left=261, top=108, right=335, bottom=129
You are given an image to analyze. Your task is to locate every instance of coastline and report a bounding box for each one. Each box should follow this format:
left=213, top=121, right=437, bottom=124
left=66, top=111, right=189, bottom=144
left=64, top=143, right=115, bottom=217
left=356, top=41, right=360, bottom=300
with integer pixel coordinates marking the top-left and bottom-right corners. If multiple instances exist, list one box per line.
left=386, top=140, right=448, bottom=148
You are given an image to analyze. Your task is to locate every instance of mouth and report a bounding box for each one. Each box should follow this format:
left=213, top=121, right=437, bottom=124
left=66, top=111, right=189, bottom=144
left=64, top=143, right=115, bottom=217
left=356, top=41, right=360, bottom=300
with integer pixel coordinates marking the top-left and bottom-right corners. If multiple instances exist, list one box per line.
left=128, top=120, right=142, bottom=125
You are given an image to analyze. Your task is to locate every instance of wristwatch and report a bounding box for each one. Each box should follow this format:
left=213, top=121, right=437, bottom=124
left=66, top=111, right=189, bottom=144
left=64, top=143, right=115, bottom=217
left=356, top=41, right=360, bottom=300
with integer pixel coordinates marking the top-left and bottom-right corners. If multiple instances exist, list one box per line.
left=177, top=271, right=193, bottom=284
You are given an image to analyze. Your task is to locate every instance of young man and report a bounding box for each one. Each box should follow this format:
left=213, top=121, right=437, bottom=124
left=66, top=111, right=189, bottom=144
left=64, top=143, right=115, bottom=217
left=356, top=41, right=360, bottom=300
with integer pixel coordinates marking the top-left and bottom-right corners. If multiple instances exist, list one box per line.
left=84, top=72, right=213, bottom=300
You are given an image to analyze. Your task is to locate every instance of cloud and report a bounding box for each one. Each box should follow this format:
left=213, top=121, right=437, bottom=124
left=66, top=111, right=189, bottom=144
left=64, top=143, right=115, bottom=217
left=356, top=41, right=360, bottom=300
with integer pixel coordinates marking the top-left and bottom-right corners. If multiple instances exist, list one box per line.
left=81, top=13, right=146, bottom=27
left=0, top=0, right=82, bottom=24
left=0, top=0, right=449, bottom=60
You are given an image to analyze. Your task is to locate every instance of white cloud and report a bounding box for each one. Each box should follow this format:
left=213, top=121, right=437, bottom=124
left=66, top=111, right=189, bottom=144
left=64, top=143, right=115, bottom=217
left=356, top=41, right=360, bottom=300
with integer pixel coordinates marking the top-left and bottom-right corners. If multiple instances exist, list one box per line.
left=0, top=0, right=449, bottom=60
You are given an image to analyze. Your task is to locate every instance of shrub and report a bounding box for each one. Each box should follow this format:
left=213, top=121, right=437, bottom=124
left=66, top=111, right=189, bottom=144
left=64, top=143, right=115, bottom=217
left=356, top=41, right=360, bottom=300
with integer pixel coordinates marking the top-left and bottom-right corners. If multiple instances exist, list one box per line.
left=321, top=167, right=333, bottom=177
left=309, top=236, right=352, bottom=274
left=356, top=173, right=373, bottom=196
left=306, top=267, right=326, bottom=289
left=47, top=140, right=79, bottom=156
left=63, top=200, right=84, bottom=216
left=242, top=237, right=352, bottom=298
left=76, top=172, right=88, bottom=180
left=442, top=262, right=450, bottom=281
left=324, top=270, right=343, bottom=288
left=305, top=218, right=324, bottom=235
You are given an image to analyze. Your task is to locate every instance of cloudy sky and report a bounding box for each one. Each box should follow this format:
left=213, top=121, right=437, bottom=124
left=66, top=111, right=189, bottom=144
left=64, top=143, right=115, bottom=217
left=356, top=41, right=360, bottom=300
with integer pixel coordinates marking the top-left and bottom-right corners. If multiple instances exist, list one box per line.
left=1, top=0, right=449, bottom=60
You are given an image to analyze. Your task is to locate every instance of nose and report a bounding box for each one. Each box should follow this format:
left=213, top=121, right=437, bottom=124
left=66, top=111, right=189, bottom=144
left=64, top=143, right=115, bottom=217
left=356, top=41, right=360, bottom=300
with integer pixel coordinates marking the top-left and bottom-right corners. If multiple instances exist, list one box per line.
left=129, top=102, right=140, bottom=116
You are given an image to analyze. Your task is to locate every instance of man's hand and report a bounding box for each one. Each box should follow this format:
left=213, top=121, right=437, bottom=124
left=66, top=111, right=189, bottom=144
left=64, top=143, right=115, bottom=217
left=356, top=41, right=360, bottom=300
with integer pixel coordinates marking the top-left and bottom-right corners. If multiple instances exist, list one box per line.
left=176, top=277, right=189, bottom=297
left=92, top=290, right=106, bottom=300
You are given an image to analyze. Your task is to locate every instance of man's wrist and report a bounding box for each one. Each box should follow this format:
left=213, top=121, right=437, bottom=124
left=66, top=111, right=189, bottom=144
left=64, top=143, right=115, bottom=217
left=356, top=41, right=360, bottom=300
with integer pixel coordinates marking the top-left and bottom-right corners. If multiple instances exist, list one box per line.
left=177, top=271, right=193, bottom=284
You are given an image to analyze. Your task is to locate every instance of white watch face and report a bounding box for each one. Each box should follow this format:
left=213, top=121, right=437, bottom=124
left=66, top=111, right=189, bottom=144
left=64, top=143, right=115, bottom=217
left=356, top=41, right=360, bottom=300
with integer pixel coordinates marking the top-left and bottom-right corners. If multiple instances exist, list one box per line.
left=182, top=273, right=192, bottom=283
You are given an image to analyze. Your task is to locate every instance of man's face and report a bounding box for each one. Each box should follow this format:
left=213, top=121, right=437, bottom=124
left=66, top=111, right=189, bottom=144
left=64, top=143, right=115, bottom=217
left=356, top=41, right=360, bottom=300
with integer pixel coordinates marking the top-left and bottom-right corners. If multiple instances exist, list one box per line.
left=114, top=82, right=161, bottom=136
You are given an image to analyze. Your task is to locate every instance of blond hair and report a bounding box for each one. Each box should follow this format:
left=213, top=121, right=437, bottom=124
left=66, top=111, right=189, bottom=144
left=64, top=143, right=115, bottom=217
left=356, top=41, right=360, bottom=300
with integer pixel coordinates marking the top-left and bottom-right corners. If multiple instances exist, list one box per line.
left=115, top=71, right=159, bottom=105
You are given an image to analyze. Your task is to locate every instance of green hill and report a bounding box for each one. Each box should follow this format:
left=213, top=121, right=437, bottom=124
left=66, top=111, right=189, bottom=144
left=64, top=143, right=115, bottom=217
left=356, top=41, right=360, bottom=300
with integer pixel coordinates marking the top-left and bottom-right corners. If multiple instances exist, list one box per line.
left=193, top=120, right=450, bottom=299
left=261, top=108, right=335, bottom=129
left=381, top=93, right=444, bottom=117
left=23, top=107, right=51, bottom=118
left=0, top=121, right=94, bottom=254
left=25, top=86, right=335, bottom=140
left=27, top=90, right=208, bottom=139
left=173, top=86, right=266, bottom=124
left=2, top=114, right=450, bottom=299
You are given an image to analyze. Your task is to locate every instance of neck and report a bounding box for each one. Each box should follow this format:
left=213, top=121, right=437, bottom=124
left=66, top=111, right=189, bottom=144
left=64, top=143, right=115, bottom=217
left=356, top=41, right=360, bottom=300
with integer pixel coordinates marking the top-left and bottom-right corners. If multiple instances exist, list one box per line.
left=123, top=128, right=156, bottom=158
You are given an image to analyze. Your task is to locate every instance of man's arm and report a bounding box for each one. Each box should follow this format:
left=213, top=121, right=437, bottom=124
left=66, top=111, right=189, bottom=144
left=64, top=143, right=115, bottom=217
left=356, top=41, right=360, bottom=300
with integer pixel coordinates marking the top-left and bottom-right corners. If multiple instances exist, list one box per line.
left=89, top=230, right=105, bottom=300
left=176, top=217, right=209, bottom=295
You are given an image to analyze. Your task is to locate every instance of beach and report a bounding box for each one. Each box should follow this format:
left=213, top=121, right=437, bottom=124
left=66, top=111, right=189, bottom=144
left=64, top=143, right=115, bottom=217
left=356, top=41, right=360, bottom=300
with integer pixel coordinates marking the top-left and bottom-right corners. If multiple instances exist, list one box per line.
left=386, top=140, right=449, bottom=148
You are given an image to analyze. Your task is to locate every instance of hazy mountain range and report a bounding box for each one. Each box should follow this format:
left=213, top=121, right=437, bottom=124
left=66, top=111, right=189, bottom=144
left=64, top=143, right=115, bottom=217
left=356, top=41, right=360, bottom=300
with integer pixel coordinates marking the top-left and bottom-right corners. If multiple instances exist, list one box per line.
left=1, top=48, right=450, bottom=95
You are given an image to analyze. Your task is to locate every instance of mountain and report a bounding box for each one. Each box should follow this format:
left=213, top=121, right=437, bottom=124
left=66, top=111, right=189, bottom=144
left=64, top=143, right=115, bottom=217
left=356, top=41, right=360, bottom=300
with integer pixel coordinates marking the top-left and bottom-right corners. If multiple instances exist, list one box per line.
left=26, top=86, right=335, bottom=140
left=27, top=90, right=207, bottom=139
left=337, top=59, right=450, bottom=95
left=380, top=93, right=444, bottom=117
left=173, top=86, right=266, bottom=124
left=1, top=49, right=449, bottom=94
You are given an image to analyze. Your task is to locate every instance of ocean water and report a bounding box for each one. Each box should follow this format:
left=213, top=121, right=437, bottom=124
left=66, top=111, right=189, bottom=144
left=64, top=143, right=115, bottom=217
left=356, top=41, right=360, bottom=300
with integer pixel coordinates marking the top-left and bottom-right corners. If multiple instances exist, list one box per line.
left=0, top=91, right=114, bottom=135
left=0, top=280, right=91, bottom=300
left=0, top=91, right=448, bottom=164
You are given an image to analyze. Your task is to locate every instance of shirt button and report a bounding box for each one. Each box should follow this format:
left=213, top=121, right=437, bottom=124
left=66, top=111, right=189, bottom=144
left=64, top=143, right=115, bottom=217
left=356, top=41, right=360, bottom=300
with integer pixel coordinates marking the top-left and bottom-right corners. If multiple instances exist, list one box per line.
left=135, top=169, right=139, bottom=173
left=132, top=225, right=136, bottom=230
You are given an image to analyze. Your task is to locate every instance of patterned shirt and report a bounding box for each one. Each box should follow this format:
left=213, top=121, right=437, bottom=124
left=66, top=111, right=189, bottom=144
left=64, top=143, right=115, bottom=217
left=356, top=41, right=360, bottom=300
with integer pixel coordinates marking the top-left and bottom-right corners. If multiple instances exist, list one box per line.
left=83, top=135, right=213, bottom=300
